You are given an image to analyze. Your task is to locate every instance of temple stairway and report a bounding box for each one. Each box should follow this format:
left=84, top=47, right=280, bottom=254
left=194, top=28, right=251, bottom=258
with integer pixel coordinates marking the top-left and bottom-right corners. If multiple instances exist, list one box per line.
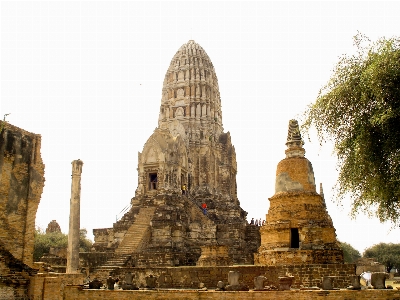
left=95, top=207, right=156, bottom=271
left=115, top=206, right=156, bottom=255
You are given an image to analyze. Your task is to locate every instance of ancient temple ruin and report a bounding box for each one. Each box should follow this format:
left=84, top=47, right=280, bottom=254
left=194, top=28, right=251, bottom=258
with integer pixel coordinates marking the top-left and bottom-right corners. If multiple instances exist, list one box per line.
left=255, top=119, right=344, bottom=265
left=93, top=40, right=260, bottom=268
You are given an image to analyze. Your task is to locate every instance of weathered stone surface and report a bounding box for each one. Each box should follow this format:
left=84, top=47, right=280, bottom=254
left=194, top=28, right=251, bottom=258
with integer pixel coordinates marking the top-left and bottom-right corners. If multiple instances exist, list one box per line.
left=321, top=276, right=335, bottom=290
left=0, top=121, right=45, bottom=268
left=279, top=276, right=294, bottom=290
left=145, top=275, right=157, bottom=289
left=0, top=242, right=37, bottom=299
left=228, top=271, right=240, bottom=286
left=67, top=159, right=83, bottom=274
left=371, top=272, right=387, bottom=289
left=348, top=275, right=361, bottom=290
left=253, top=276, right=267, bottom=290
left=255, top=120, right=343, bottom=266
left=196, top=245, right=232, bottom=266
left=355, top=257, right=386, bottom=275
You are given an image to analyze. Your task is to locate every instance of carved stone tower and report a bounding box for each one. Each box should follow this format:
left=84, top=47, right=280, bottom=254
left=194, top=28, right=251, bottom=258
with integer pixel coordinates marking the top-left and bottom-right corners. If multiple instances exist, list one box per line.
left=93, top=41, right=258, bottom=267
left=255, top=120, right=343, bottom=265
left=67, top=159, right=83, bottom=273
left=136, top=40, right=237, bottom=205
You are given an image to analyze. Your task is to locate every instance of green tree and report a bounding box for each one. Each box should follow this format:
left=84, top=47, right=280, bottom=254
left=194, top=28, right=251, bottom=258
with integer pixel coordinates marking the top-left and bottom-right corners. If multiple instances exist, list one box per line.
left=33, top=228, right=93, bottom=261
left=302, top=33, right=400, bottom=224
left=33, top=228, right=68, bottom=261
left=79, top=228, right=93, bottom=252
left=364, top=243, right=400, bottom=272
left=339, top=241, right=361, bottom=263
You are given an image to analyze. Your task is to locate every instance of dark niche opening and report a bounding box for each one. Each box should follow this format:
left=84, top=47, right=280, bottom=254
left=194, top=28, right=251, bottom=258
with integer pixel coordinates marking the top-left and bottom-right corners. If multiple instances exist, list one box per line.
left=290, top=228, right=300, bottom=248
left=149, top=173, right=157, bottom=190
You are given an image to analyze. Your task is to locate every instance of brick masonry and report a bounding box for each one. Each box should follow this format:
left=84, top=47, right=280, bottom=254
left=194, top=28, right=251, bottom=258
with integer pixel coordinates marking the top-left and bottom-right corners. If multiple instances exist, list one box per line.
left=90, top=264, right=356, bottom=289
left=0, top=121, right=45, bottom=268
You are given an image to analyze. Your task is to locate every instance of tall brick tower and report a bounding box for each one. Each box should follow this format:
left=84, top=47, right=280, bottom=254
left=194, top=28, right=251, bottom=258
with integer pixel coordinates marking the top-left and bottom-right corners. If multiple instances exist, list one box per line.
left=255, top=119, right=343, bottom=265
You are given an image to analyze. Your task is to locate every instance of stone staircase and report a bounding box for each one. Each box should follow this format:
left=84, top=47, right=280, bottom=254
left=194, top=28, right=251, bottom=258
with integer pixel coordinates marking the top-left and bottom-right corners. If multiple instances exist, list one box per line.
left=94, top=254, right=131, bottom=272
left=94, top=207, right=156, bottom=272
left=115, top=206, right=156, bottom=255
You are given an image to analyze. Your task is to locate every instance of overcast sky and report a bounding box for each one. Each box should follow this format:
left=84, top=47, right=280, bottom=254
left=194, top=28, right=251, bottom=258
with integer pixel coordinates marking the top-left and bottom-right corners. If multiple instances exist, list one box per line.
left=1, top=1, right=399, bottom=253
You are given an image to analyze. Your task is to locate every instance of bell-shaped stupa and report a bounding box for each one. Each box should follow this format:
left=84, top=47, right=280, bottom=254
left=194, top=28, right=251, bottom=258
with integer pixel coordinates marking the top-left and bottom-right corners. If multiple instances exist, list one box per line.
left=255, top=119, right=343, bottom=265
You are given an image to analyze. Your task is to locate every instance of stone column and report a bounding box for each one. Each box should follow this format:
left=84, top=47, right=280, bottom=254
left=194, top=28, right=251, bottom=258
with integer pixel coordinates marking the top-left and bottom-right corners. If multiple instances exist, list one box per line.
left=66, top=159, right=83, bottom=273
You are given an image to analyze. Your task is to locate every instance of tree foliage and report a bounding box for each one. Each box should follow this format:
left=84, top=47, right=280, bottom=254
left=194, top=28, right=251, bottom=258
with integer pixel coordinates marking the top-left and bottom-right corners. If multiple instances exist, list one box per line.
left=34, top=228, right=68, bottom=262
left=364, top=243, right=400, bottom=272
left=34, top=228, right=93, bottom=262
left=302, top=33, right=400, bottom=224
left=339, top=241, right=361, bottom=263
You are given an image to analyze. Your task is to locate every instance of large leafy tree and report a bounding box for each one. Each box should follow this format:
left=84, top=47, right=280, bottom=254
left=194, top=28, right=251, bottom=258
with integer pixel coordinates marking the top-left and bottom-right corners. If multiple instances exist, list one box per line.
left=339, top=241, right=361, bottom=263
left=364, top=243, right=400, bottom=272
left=302, top=33, right=400, bottom=224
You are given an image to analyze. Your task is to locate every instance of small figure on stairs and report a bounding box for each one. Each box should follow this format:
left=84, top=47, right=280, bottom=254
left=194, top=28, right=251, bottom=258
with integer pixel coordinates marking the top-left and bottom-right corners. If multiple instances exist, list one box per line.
left=201, top=203, right=207, bottom=215
left=182, top=184, right=187, bottom=195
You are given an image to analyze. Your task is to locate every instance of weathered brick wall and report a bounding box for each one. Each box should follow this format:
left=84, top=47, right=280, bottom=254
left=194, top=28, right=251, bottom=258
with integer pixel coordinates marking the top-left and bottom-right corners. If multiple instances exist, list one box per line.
left=94, top=264, right=355, bottom=289
left=0, top=286, right=14, bottom=299
left=63, top=287, right=400, bottom=300
left=0, top=282, right=29, bottom=300
left=28, top=273, right=84, bottom=300
left=0, top=121, right=45, bottom=267
left=0, top=242, right=37, bottom=299
left=255, top=249, right=344, bottom=266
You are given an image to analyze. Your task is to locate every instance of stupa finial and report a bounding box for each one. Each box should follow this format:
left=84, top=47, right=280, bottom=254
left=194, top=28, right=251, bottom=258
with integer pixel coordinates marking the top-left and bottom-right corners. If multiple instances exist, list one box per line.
left=285, top=119, right=305, bottom=158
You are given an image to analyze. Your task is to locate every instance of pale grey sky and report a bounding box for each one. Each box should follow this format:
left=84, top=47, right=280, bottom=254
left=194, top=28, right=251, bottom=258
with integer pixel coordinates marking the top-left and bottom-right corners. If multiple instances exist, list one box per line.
left=1, top=1, right=399, bottom=253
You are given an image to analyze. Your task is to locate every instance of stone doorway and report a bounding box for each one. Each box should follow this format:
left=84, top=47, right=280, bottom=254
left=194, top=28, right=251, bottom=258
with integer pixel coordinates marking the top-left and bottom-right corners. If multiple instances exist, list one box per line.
left=290, top=228, right=299, bottom=248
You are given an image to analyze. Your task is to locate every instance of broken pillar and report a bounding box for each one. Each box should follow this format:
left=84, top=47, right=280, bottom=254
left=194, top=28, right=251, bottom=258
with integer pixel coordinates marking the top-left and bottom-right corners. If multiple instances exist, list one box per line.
left=371, top=272, right=387, bottom=289
left=66, top=159, right=83, bottom=273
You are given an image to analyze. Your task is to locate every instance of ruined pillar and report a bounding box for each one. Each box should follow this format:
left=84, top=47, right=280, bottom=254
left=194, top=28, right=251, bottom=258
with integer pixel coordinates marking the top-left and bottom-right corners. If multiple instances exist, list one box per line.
left=66, top=159, right=83, bottom=273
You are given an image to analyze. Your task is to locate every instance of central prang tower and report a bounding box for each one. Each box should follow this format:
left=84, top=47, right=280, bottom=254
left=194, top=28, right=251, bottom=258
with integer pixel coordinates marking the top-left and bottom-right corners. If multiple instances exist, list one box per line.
left=93, top=41, right=259, bottom=268
left=136, top=40, right=236, bottom=203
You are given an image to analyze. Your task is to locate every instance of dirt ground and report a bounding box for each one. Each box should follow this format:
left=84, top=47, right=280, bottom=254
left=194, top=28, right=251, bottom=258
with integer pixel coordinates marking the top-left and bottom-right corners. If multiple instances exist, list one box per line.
left=386, top=279, right=400, bottom=289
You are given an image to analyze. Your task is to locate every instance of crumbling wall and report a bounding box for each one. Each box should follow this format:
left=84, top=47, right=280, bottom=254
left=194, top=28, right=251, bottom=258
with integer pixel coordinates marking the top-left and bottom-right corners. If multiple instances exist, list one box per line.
left=28, top=273, right=84, bottom=300
left=98, top=264, right=355, bottom=289
left=0, top=121, right=45, bottom=267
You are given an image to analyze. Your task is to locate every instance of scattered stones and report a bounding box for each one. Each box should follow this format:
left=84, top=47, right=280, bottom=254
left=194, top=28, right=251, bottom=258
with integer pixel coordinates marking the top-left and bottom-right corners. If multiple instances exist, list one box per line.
left=347, top=275, right=361, bottom=290
left=198, top=282, right=207, bottom=291
left=225, top=271, right=249, bottom=291
left=228, top=271, right=239, bottom=286
left=371, top=272, right=387, bottom=289
left=322, top=276, right=335, bottom=290
left=254, top=276, right=267, bottom=291
left=216, top=281, right=225, bottom=291
left=145, top=274, right=157, bottom=289
left=122, top=272, right=138, bottom=290
left=278, top=276, right=294, bottom=291
left=88, top=279, right=103, bottom=289
left=106, top=276, right=115, bottom=290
